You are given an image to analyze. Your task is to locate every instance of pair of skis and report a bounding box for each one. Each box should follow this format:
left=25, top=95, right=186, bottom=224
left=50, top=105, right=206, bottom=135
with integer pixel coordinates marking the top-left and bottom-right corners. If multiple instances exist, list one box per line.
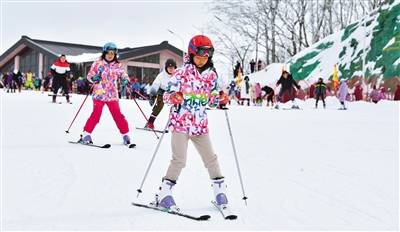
left=131, top=201, right=237, bottom=221
left=68, top=141, right=136, bottom=149
left=135, top=127, right=168, bottom=134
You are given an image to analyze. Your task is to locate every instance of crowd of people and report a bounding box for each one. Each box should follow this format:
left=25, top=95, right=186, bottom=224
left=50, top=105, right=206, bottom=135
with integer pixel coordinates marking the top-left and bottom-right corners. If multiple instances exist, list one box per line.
left=2, top=57, right=400, bottom=108
left=1, top=66, right=152, bottom=101
left=225, top=61, right=400, bottom=109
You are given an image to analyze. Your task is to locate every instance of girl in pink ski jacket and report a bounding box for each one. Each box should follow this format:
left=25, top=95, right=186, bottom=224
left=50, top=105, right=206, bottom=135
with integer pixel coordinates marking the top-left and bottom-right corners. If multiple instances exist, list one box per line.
left=153, top=35, right=232, bottom=213
left=79, top=42, right=132, bottom=146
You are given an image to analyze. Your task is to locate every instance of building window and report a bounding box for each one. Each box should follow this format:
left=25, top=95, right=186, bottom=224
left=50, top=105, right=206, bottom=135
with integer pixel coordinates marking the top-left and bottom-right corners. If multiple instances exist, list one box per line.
left=19, top=47, right=39, bottom=77
left=133, top=53, right=160, bottom=64
left=127, top=65, right=160, bottom=83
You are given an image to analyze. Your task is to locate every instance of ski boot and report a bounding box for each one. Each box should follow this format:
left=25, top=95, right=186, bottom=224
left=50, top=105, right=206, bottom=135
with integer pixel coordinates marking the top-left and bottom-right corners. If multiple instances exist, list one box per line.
left=274, top=104, right=279, bottom=109
left=211, top=177, right=237, bottom=219
left=79, top=132, right=93, bottom=144
left=152, top=179, right=179, bottom=212
left=212, top=177, right=229, bottom=206
left=122, top=134, right=131, bottom=145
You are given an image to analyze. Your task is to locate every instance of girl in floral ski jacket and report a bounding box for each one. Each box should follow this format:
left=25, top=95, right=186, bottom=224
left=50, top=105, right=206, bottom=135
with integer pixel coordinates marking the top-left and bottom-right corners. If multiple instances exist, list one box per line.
left=152, top=35, right=232, bottom=213
left=79, top=42, right=132, bottom=146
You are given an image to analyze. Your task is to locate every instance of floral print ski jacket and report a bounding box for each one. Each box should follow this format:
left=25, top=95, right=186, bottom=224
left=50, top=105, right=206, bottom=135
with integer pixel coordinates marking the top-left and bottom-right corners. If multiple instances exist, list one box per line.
left=87, top=58, right=129, bottom=102
left=163, top=59, right=221, bottom=136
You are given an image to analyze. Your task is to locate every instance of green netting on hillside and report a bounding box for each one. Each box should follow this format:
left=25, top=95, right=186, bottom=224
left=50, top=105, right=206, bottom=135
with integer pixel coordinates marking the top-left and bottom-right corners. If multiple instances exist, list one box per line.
left=339, top=47, right=347, bottom=58
left=289, top=41, right=334, bottom=80
left=339, top=57, right=363, bottom=79
left=366, top=2, right=400, bottom=78
left=350, top=38, right=359, bottom=56
left=342, top=22, right=359, bottom=41
left=316, top=41, right=334, bottom=50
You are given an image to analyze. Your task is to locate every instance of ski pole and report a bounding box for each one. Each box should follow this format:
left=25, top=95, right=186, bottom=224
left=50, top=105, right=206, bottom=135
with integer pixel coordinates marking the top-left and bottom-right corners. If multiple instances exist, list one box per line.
left=132, top=96, right=160, bottom=140
left=224, top=110, right=248, bottom=205
left=65, top=85, right=94, bottom=133
left=136, top=119, right=170, bottom=198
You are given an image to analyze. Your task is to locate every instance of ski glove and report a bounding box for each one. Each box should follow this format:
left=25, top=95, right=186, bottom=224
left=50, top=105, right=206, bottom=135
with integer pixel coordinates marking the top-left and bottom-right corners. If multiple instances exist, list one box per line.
left=92, top=75, right=101, bottom=83
left=149, top=95, right=156, bottom=106
left=170, top=92, right=184, bottom=105
left=219, top=92, right=230, bottom=105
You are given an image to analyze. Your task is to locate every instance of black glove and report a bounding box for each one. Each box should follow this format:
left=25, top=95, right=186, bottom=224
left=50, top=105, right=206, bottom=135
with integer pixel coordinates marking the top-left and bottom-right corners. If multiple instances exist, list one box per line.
left=149, top=95, right=156, bottom=106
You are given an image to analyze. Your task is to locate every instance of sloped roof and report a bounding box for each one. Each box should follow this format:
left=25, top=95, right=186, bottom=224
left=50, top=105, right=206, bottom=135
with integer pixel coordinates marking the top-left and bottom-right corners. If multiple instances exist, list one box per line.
left=0, top=36, right=183, bottom=66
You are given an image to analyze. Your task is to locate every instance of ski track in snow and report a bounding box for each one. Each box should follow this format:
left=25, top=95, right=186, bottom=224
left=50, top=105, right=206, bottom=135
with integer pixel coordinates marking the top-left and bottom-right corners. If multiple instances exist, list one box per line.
left=1, top=91, right=399, bottom=230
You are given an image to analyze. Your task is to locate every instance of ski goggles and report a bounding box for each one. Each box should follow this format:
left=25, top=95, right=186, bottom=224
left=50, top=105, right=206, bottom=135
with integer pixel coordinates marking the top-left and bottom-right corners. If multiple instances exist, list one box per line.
left=190, top=44, right=214, bottom=57
left=197, top=46, right=214, bottom=57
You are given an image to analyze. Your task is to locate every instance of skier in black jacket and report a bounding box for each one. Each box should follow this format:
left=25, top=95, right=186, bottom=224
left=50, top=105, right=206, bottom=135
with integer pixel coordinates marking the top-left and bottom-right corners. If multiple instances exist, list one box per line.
left=314, top=78, right=327, bottom=108
left=50, top=54, right=71, bottom=103
left=275, top=71, right=301, bottom=109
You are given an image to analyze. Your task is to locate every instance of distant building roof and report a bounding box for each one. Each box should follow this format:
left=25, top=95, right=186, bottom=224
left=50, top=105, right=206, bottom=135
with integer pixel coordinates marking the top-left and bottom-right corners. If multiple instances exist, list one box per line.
left=0, top=35, right=183, bottom=66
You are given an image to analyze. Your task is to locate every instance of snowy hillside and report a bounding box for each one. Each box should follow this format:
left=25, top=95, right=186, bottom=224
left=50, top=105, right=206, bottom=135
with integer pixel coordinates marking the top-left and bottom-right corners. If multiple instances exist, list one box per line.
left=250, top=0, right=400, bottom=86
left=1, top=91, right=399, bottom=230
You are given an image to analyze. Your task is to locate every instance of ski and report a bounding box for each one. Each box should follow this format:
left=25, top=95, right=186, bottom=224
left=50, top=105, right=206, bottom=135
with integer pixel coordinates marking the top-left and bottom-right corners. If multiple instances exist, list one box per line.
left=211, top=201, right=237, bottom=220
left=68, top=141, right=111, bottom=148
left=48, top=94, right=72, bottom=97
left=135, top=127, right=168, bottom=134
left=132, top=202, right=210, bottom=221
left=126, top=143, right=137, bottom=148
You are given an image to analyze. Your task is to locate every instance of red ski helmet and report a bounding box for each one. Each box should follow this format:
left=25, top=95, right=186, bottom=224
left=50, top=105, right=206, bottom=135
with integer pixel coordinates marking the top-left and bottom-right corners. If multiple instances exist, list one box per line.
left=188, top=35, right=214, bottom=57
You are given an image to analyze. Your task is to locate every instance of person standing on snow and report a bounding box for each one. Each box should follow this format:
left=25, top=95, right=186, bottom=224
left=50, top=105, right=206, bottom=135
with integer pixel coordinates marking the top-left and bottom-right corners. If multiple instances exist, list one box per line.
left=394, top=85, right=400, bottom=101
left=275, top=70, right=301, bottom=109
left=152, top=35, right=230, bottom=212
left=51, top=54, right=71, bottom=103
left=254, top=83, right=262, bottom=106
left=249, top=59, right=256, bottom=73
left=240, top=76, right=251, bottom=106
left=338, top=79, right=348, bottom=110
left=314, top=78, right=327, bottom=108
left=369, top=85, right=381, bottom=104
left=144, top=59, right=177, bottom=129
left=25, top=70, right=34, bottom=90
left=353, top=83, right=363, bottom=101
left=12, top=69, right=23, bottom=93
left=79, top=42, right=132, bottom=145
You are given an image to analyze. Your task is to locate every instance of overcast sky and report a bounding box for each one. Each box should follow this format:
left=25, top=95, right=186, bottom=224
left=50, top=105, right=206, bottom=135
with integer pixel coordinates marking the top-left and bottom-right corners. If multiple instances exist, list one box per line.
left=1, top=1, right=219, bottom=57
left=0, top=0, right=236, bottom=80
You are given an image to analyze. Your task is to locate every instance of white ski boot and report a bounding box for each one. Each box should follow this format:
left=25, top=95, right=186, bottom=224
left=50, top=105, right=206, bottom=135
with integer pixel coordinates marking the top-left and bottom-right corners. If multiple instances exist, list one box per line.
left=152, top=179, right=180, bottom=212
left=211, top=177, right=237, bottom=219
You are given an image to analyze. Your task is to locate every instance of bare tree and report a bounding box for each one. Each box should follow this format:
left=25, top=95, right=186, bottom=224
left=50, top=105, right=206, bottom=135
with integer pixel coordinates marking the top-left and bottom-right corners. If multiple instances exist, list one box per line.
left=206, top=0, right=388, bottom=76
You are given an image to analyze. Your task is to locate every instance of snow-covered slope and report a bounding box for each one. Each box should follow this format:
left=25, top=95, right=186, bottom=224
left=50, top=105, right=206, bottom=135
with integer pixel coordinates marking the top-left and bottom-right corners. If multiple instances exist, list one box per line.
left=1, top=91, right=399, bottom=230
left=250, top=0, right=400, bottom=86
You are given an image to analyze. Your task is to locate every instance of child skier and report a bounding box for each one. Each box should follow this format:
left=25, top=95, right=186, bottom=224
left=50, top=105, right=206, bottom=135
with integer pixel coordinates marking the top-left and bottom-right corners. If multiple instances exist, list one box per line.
left=338, top=79, right=348, bottom=110
left=145, top=59, right=177, bottom=129
left=79, top=42, right=132, bottom=145
left=152, top=35, right=230, bottom=212
left=314, top=78, right=327, bottom=108
left=275, top=71, right=301, bottom=109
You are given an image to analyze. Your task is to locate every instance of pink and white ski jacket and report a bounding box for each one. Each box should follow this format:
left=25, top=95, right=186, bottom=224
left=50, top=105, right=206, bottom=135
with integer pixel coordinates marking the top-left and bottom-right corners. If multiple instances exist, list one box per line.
left=87, top=58, right=129, bottom=102
left=163, top=60, right=220, bottom=136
